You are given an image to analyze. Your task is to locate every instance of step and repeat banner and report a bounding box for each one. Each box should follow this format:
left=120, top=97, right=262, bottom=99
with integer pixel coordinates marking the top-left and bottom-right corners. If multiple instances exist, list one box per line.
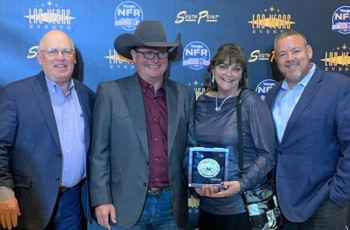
left=1, top=0, right=350, bottom=229
left=1, top=0, right=349, bottom=97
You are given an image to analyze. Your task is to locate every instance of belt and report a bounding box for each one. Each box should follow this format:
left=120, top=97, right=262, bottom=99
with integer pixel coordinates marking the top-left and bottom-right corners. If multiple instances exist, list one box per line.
left=147, top=187, right=170, bottom=196
left=58, top=186, right=70, bottom=194
left=59, top=180, right=84, bottom=194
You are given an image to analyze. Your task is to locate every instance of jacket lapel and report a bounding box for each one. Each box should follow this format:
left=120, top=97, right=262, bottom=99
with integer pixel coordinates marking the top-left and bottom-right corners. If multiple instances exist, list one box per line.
left=122, top=75, right=149, bottom=157
left=75, top=81, right=91, bottom=150
left=166, top=80, right=178, bottom=156
left=32, top=72, right=61, bottom=148
left=266, top=82, right=282, bottom=109
left=281, top=67, right=322, bottom=140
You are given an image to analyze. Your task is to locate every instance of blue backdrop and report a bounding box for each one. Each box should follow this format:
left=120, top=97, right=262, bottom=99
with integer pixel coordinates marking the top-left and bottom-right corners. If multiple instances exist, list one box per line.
left=1, top=0, right=349, bottom=97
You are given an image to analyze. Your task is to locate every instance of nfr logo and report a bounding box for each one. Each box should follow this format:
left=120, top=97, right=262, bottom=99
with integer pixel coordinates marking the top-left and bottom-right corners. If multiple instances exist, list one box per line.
left=255, top=79, right=277, bottom=100
left=183, top=41, right=210, bottom=70
left=332, top=6, right=350, bottom=34
left=115, top=1, right=143, bottom=31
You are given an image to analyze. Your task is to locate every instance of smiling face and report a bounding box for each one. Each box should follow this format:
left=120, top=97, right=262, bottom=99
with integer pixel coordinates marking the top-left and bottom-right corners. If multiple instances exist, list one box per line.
left=274, top=34, right=313, bottom=88
left=205, top=44, right=248, bottom=95
left=37, top=30, right=76, bottom=86
left=131, top=46, right=168, bottom=85
left=213, top=61, right=243, bottom=97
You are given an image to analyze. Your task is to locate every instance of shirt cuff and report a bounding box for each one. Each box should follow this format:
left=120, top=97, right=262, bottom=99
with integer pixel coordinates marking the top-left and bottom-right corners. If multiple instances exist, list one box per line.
left=0, top=186, right=15, bottom=201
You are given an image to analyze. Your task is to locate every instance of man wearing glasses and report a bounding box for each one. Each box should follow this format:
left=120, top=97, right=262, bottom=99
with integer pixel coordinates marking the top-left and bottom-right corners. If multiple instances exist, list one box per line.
left=0, top=30, right=95, bottom=229
left=89, top=20, right=196, bottom=230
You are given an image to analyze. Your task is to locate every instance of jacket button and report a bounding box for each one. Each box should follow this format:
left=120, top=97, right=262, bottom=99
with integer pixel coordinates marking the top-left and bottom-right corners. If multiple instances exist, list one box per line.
left=143, top=182, right=147, bottom=187
left=55, top=177, right=60, bottom=181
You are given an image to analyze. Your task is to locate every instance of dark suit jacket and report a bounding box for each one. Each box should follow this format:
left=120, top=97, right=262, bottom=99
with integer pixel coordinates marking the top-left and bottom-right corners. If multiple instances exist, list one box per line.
left=265, top=65, right=350, bottom=222
left=0, top=72, right=95, bottom=230
left=89, top=74, right=196, bottom=228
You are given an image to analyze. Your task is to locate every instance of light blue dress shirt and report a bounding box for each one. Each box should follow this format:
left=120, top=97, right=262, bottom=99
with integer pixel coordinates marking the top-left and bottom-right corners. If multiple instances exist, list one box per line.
left=45, top=77, right=86, bottom=187
left=272, top=64, right=316, bottom=142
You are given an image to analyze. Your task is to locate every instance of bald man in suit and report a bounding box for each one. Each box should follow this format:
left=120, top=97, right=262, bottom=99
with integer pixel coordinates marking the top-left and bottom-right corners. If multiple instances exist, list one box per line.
left=0, top=30, right=95, bottom=229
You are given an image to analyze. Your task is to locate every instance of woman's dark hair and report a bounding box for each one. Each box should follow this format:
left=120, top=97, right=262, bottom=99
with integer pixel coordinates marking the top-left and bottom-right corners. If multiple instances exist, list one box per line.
left=204, top=43, right=248, bottom=91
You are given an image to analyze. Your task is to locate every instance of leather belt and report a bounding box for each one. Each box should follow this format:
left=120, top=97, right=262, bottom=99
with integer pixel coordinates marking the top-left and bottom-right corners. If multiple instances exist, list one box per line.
left=58, top=186, right=69, bottom=194
left=147, top=187, right=170, bottom=196
left=59, top=180, right=84, bottom=194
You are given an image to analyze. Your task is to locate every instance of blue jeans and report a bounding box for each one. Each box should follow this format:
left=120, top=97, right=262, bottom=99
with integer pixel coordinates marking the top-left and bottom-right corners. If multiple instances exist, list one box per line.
left=282, top=197, right=347, bottom=230
left=46, top=185, right=83, bottom=230
left=89, top=191, right=179, bottom=230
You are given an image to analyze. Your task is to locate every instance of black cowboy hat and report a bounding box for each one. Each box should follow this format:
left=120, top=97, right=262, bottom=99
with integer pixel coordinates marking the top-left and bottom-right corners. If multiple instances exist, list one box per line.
left=114, top=20, right=181, bottom=60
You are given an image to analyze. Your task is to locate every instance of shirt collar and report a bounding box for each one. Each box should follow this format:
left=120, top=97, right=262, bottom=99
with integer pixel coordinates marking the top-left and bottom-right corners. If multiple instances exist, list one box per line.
left=45, top=76, right=75, bottom=94
left=137, top=74, right=166, bottom=92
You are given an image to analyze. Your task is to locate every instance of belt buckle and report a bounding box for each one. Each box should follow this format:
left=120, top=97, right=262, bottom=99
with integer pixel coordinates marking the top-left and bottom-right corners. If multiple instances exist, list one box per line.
left=147, top=187, right=170, bottom=196
left=58, top=179, right=84, bottom=195
left=59, top=186, right=68, bottom=194
left=147, top=187, right=162, bottom=196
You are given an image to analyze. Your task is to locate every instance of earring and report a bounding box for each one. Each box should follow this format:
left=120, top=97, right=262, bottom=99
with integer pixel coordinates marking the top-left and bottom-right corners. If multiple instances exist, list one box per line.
left=211, top=73, right=215, bottom=83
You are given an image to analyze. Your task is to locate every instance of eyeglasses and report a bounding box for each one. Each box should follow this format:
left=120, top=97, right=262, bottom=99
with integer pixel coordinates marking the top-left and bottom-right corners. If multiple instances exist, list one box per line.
left=39, top=48, right=75, bottom=56
left=134, top=49, right=168, bottom=60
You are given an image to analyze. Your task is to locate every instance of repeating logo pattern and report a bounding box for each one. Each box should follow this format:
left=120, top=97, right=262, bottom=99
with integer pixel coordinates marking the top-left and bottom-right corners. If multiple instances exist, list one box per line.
left=25, top=0, right=74, bottom=30
left=331, top=6, right=350, bottom=34
left=183, top=41, right=211, bottom=70
left=114, top=1, right=143, bottom=31
left=248, top=6, right=295, bottom=34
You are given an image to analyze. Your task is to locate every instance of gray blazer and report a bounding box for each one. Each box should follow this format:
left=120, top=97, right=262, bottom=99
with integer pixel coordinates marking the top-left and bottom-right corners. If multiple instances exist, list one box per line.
left=89, top=74, right=196, bottom=228
left=0, top=72, right=95, bottom=229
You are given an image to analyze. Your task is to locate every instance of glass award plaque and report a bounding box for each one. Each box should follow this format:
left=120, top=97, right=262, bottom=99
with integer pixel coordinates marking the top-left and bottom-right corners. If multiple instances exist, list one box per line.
left=188, top=147, right=229, bottom=188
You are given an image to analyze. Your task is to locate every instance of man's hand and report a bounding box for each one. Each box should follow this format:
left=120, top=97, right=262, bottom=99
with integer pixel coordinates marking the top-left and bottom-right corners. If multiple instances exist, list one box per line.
left=95, top=204, right=117, bottom=230
left=0, top=197, right=21, bottom=229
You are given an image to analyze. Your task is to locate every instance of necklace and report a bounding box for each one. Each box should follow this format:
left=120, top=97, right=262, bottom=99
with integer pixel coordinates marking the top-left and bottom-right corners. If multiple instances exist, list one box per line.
left=215, top=92, right=234, bottom=111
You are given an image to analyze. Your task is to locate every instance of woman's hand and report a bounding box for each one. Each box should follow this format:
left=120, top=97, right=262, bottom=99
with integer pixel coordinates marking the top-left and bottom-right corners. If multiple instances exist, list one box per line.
left=194, top=180, right=241, bottom=198
left=194, top=185, right=220, bottom=197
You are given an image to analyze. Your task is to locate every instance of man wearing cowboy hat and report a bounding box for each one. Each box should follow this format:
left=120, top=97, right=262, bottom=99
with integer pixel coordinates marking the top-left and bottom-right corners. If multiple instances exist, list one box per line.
left=89, top=20, right=196, bottom=230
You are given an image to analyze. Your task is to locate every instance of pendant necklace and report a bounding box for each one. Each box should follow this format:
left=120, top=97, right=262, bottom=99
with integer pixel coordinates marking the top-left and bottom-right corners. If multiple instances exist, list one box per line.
left=215, top=91, right=234, bottom=112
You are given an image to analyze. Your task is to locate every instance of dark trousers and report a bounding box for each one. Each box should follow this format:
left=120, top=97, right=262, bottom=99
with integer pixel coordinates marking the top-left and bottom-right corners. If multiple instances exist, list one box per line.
left=198, top=209, right=251, bottom=230
left=45, top=185, right=83, bottom=230
left=282, top=198, right=347, bottom=230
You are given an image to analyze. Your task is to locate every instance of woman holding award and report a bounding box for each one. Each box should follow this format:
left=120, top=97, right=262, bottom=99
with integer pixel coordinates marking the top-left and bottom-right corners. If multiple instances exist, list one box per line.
left=193, top=43, right=276, bottom=230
